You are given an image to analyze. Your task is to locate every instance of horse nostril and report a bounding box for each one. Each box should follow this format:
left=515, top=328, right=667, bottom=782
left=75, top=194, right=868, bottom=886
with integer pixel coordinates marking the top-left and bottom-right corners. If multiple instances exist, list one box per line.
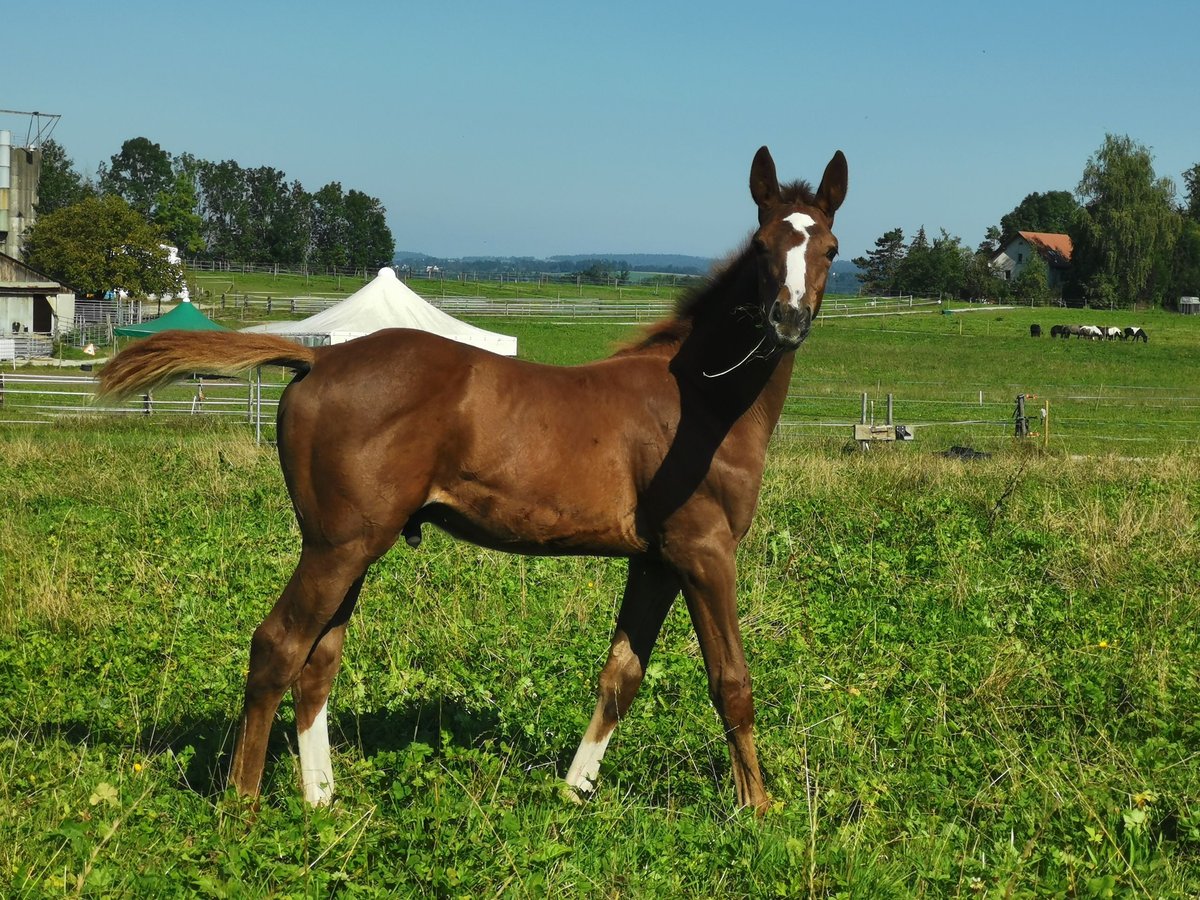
left=769, top=302, right=784, bottom=326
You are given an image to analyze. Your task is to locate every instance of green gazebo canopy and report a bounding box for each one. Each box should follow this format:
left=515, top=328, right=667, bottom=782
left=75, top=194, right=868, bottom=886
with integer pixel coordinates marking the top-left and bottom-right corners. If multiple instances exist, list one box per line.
left=114, top=302, right=227, bottom=337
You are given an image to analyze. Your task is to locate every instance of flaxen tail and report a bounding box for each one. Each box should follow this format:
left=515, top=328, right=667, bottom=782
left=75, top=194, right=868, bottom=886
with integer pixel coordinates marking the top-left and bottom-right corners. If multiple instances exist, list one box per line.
left=97, top=330, right=317, bottom=400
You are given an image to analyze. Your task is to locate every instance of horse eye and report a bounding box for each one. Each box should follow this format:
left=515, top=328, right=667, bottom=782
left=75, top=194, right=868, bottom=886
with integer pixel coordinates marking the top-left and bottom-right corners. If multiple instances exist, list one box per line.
left=826, top=247, right=839, bottom=261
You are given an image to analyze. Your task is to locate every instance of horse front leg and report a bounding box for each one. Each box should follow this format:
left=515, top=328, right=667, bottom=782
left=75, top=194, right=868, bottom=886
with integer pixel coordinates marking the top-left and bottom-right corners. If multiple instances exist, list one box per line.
left=565, top=556, right=679, bottom=797
left=675, top=541, right=769, bottom=813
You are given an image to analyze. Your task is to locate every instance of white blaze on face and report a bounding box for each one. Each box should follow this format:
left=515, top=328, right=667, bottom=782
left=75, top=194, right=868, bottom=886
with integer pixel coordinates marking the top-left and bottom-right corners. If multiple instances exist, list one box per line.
left=782, top=213, right=817, bottom=309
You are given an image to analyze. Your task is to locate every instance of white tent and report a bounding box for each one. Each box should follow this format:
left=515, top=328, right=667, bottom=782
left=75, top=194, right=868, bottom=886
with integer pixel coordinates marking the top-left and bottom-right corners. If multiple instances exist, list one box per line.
left=242, top=267, right=517, bottom=356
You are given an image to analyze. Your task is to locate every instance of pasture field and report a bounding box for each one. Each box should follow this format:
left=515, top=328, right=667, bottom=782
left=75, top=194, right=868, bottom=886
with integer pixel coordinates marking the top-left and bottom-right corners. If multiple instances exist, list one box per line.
left=18, top=299, right=1199, bottom=456
left=189, top=270, right=692, bottom=312
left=2, top=416, right=1200, bottom=895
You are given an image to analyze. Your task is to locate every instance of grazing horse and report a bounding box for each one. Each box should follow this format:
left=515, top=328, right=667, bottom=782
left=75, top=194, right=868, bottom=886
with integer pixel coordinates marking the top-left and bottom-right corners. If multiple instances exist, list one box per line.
left=1125, top=326, right=1148, bottom=343
left=1030, top=324, right=1042, bottom=338
left=1050, top=324, right=1068, bottom=339
left=97, top=146, right=848, bottom=814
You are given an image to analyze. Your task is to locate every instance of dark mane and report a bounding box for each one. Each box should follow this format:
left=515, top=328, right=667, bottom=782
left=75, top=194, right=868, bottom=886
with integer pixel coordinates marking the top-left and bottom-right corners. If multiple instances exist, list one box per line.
left=779, top=178, right=816, bottom=206
left=611, top=248, right=748, bottom=356
left=612, top=178, right=816, bottom=358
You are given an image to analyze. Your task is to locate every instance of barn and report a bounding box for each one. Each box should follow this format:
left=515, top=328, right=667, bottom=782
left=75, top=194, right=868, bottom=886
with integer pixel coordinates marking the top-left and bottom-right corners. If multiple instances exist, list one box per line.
left=1180, top=296, right=1199, bottom=315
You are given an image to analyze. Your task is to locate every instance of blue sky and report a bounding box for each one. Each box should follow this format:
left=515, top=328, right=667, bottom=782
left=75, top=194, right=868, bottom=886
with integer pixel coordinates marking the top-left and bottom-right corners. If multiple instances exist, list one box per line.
left=6, top=1, right=1198, bottom=262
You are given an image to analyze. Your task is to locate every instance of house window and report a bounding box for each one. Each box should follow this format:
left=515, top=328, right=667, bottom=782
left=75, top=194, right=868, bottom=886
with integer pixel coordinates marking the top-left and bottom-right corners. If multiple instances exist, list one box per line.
left=1017, top=252, right=1024, bottom=263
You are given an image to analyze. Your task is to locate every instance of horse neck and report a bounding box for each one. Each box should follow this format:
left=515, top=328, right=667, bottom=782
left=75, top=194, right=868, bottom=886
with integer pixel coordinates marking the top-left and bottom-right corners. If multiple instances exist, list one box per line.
left=671, top=253, right=793, bottom=430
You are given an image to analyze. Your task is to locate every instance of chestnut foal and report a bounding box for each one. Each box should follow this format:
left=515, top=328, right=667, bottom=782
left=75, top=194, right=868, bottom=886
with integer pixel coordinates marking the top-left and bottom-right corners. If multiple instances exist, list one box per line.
left=98, top=146, right=846, bottom=812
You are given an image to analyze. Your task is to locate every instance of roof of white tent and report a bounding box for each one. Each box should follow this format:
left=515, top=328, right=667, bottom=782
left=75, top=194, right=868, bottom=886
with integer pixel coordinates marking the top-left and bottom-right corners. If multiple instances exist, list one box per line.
left=242, top=268, right=517, bottom=356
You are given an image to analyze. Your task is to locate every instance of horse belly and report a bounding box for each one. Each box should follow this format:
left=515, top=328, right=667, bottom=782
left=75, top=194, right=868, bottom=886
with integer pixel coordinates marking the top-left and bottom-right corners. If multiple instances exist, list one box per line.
left=425, top=466, right=644, bottom=556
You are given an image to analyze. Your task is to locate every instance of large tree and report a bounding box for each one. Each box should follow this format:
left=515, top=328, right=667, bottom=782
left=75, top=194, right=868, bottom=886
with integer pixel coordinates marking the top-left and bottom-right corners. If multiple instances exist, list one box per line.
left=24, top=194, right=181, bottom=297
left=34, top=139, right=95, bottom=215
left=998, top=191, right=1080, bottom=242
left=99, top=137, right=175, bottom=218
left=1070, top=134, right=1181, bottom=307
left=852, top=227, right=905, bottom=294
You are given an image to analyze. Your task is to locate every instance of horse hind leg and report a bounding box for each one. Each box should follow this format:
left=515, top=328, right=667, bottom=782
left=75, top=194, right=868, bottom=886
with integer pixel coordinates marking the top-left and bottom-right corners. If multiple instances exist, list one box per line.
left=565, top=557, right=678, bottom=797
left=293, top=575, right=364, bottom=805
left=229, top=545, right=373, bottom=802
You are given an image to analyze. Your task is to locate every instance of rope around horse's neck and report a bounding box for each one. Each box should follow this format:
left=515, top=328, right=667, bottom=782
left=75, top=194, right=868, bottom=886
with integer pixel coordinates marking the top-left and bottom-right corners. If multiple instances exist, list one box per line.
left=702, top=335, right=768, bottom=378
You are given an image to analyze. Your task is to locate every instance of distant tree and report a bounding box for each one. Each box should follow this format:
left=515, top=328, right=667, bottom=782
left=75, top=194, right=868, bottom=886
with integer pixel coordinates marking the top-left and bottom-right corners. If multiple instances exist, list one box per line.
left=896, top=227, right=931, bottom=293
left=196, top=159, right=251, bottom=260
left=24, top=194, right=180, bottom=297
left=1182, top=163, right=1200, bottom=223
left=852, top=227, right=905, bottom=294
left=344, top=190, right=394, bottom=269
left=1070, top=134, right=1181, bottom=307
left=962, top=250, right=1005, bottom=301
left=153, top=169, right=205, bottom=256
left=1167, top=220, right=1200, bottom=306
left=34, top=139, right=95, bottom=215
left=897, top=228, right=969, bottom=297
left=1012, top=253, right=1051, bottom=304
left=997, top=191, right=1080, bottom=243
left=99, top=137, right=174, bottom=218
left=243, top=166, right=309, bottom=264
left=977, top=225, right=1002, bottom=256
left=310, top=182, right=349, bottom=269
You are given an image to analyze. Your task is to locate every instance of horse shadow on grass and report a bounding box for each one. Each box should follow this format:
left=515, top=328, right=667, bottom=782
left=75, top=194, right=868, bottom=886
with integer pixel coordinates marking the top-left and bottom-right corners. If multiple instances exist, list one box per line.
left=138, top=696, right=518, bottom=800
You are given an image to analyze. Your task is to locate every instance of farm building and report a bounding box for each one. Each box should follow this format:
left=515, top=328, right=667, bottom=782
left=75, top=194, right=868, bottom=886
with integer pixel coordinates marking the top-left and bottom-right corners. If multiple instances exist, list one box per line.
left=0, top=129, right=40, bottom=261
left=1180, top=296, right=1199, bottom=315
left=991, top=232, right=1073, bottom=290
left=0, top=251, right=74, bottom=337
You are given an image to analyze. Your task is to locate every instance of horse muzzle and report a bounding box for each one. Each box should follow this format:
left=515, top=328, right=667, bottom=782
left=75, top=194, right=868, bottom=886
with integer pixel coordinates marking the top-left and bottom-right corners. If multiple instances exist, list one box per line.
left=769, top=300, right=813, bottom=350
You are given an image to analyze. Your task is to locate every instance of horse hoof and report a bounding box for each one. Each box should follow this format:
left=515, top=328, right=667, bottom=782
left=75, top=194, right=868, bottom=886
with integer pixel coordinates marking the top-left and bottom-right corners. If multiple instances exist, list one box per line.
left=561, top=785, right=588, bottom=807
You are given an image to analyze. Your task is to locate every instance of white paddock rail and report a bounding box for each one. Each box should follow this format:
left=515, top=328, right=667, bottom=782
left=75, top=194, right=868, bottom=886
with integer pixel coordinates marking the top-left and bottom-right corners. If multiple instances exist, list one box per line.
left=0, top=372, right=284, bottom=442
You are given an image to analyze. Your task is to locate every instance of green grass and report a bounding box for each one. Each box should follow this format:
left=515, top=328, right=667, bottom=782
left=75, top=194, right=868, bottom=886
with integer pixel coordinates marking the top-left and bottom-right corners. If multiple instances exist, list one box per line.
left=2, top=423, right=1198, bottom=895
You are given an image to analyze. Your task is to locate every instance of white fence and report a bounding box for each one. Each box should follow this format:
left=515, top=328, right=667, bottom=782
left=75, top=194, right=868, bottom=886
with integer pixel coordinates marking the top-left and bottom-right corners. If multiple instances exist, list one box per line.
left=0, top=372, right=283, bottom=440
left=0, top=334, right=53, bottom=361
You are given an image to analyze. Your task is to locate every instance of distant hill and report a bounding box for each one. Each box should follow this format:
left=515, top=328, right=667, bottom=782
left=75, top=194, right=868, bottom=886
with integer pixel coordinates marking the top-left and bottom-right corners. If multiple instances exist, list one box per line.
left=394, top=251, right=712, bottom=276
left=829, top=259, right=861, bottom=295
left=546, top=253, right=714, bottom=274
left=394, top=251, right=861, bottom=292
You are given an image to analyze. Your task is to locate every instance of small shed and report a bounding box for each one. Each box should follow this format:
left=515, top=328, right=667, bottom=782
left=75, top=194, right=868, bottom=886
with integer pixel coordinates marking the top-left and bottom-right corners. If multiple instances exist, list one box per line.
left=1180, top=296, right=1200, bottom=315
left=0, top=252, right=75, bottom=336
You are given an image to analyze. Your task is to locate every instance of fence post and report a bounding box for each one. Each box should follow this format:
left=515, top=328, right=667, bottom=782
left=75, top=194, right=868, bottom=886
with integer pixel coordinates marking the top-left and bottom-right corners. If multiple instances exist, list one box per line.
left=143, top=392, right=152, bottom=416
left=1014, top=394, right=1029, bottom=438
left=254, top=368, right=263, bottom=445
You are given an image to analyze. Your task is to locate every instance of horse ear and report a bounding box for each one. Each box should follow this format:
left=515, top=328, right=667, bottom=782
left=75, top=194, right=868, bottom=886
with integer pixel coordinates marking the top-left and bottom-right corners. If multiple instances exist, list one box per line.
left=815, top=150, right=848, bottom=219
left=749, top=146, right=780, bottom=214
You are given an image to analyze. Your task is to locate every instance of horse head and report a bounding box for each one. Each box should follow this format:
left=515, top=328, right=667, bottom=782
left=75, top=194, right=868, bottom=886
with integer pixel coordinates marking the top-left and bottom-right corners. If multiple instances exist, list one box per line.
left=748, top=146, right=847, bottom=350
